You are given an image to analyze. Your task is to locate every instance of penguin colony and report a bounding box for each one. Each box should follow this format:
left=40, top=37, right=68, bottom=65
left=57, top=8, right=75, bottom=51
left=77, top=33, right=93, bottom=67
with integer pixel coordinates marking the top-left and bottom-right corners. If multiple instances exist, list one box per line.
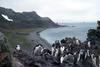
left=15, top=37, right=100, bottom=67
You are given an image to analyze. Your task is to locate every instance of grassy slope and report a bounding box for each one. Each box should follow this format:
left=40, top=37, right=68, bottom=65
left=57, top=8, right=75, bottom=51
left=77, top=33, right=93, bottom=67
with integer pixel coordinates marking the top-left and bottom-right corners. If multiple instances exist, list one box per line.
left=4, top=28, right=33, bottom=51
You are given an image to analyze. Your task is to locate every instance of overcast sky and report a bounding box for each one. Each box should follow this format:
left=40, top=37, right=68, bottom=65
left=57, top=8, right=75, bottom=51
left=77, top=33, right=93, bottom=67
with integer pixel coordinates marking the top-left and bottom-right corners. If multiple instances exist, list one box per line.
left=0, top=0, right=99, bottom=22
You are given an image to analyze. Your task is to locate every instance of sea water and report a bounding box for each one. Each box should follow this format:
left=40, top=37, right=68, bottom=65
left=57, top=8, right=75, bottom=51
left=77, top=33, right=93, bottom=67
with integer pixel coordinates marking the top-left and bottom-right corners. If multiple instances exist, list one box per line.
left=40, top=22, right=97, bottom=44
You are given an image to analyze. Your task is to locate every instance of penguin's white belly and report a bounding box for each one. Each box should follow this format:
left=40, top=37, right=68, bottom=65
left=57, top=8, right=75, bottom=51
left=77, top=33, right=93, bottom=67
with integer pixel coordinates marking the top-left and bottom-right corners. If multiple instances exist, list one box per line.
left=76, top=40, right=79, bottom=45
left=16, top=46, right=20, bottom=50
left=60, top=57, right=64, bottom=63
left=51, top=47, right=55, bottom=55
left=34, top=46, right=42, bottom=55
left=60, top=47, right=65, bottom=54
left=77, top=54, right=80, bottom=62
left=55, top=49, right=59, bottom=57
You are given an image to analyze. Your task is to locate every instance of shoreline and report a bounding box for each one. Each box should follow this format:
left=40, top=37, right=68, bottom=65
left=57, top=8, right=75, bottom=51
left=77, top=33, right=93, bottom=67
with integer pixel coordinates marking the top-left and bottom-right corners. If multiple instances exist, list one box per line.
left=26, top=28, right=52, bottom=51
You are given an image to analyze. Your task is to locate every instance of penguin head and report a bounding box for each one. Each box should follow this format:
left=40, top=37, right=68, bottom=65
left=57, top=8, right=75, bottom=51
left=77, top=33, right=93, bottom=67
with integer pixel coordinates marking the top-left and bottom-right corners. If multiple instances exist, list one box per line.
left=38, top=44, right=43, bottom=47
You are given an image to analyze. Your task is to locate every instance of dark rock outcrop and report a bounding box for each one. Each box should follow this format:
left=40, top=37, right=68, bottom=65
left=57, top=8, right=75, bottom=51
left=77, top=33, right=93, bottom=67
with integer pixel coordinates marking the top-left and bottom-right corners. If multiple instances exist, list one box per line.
left=0, top=7, right=59, bottom=29
left=87, top=21, right=100, bottom=45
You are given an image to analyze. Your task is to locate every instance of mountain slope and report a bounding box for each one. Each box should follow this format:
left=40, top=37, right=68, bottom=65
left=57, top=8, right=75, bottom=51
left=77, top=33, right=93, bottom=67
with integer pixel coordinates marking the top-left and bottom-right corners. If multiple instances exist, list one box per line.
left=0, top=7, right=59, bottom=29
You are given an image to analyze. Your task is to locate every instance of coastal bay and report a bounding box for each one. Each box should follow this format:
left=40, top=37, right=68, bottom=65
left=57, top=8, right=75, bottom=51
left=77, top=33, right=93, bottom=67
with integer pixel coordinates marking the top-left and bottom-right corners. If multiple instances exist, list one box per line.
left=40, top=23, right=97, bottom=44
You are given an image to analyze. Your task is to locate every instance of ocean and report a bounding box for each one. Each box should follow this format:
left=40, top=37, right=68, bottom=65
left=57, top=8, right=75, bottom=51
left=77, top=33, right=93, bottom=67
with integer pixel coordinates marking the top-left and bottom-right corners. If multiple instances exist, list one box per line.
left=40, top=22, right=97, bottom=44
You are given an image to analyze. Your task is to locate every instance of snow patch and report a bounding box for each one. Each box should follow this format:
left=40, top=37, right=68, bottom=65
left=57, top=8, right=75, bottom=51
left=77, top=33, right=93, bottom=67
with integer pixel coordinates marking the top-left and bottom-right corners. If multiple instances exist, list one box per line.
left=1, top=14, right=13, bottom=21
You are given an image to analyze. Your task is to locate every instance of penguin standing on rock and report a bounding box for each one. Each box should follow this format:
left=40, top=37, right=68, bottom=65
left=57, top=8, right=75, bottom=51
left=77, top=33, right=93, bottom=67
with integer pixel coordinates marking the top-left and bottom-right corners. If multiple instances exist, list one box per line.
left=60, top=46, right=65, bottom=55
left=51, top=43, right=56, bottom=56
left=95, top=55, right=99, bottom=67
left=66, top=53, right=74, bottom=66
left=54, top=48, right=61, bottom=64
left=53, top=41, right=61, bottom=63
left=91, top=54, right=97, bottom=67
left=54, top=40, right=61, bottom=57
left=41, top=48, right=52, bottom=61
left=77, top=49, right=84, bottom=62
left=85, top=49, right=90, bottom=60
left=54, top=48, right=59, bottom=57
left=33, top=44, right=44, bottom=56
left=73, top=52, right=78, bottom=65
left=60, top=54, right=68, bottom=64
left=60, top=53, right=74, bottom=65
left=60, top=56, right=64, bottom=64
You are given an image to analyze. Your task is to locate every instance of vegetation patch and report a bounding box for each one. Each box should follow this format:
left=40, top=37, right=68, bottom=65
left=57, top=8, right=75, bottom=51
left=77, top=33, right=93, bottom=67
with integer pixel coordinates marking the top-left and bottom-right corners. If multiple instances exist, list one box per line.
left=4, top=28, right=33, bottom=50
